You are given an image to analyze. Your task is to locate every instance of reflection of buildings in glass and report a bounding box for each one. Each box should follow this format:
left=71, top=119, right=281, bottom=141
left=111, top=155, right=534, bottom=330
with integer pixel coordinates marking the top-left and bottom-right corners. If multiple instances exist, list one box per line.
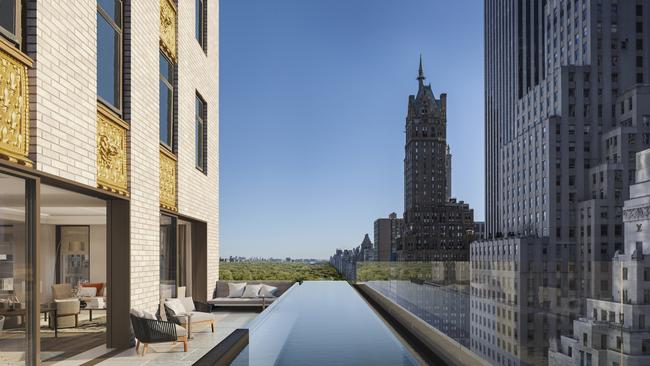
left=368, top=268, right=471, bottom=347
left=470, top=238, right=580, bottom=366
left=549, top=149, right=650, bottom=366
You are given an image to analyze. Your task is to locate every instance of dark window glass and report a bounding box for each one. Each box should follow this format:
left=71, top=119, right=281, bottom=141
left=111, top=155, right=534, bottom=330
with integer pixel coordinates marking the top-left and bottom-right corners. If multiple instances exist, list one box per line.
left=196, top=95, right=206, bottom=170
left=160, top=52, right=174, bottom=147
left=195, top=0, right=205, bottom=49
left=160, top=215, right=177, bottom=299
left=97, top=0, right=122, bottom=111
left=0, top=0, right=16, bottom=35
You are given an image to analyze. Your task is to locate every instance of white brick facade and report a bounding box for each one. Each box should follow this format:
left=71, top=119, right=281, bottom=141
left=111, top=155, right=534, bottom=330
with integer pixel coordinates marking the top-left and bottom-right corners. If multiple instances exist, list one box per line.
left=29, top=0, right=98, bottom=186
left=176, top=0, right=220, bottom=301
left=20, top=0, right=219, bottom=314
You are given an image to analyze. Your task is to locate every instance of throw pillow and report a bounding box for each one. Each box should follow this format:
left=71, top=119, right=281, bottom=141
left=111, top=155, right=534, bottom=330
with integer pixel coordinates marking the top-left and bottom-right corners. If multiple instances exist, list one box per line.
left=242, top=284, right=262, bottom=298
left=142, top=310, right=156, bottom=320
left=77, top=287, right=97, bottom=297
left=165, top=298, right=187, bottom=316
left=179, top=297, right=195, bottom=312
left=227, top=282, right=247, bottom=298
left=259, top=284, right=278, bottom=297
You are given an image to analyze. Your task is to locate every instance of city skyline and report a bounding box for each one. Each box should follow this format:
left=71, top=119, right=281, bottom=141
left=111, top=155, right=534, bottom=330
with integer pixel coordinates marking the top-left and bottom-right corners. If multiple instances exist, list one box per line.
left=220, top=0, right=484, bottom=258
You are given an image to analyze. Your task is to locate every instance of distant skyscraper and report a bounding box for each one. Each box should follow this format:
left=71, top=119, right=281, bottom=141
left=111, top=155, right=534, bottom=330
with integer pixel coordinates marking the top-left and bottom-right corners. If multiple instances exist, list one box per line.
left=374, top=212, right=403, bottom=261
left=399, top=57, right=474, bottom=261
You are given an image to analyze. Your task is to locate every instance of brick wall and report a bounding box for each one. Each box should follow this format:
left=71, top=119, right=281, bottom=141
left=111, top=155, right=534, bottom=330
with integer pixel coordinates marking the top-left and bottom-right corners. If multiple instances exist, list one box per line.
left=28, top=0, right=97, bottom=186
left=176, top=0, right=220, bottom=300
left=129, top=0, right=163, bottom=312
left=23, top=0, right=219, bottom=313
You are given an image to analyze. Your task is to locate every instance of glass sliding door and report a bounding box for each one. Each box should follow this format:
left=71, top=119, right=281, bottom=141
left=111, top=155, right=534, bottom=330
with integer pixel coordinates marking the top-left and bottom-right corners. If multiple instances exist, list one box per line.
left=177, top=220, right=192, bottom=297
left=159, top=215, right=177, bottom=300
left=0, top=172, right=34, bottom=365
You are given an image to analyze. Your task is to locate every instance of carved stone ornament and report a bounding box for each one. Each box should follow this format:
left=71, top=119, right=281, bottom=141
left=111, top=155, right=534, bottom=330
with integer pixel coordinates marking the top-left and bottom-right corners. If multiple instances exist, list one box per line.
left=160, top=0, right=177, bottom=61
left=0, top=44, right=32, bottom=166
left=623, top=206, right=650, bottom=222
left=96, top=106, right=128, bottom=196
left=160, top=148, right=177, bottom=211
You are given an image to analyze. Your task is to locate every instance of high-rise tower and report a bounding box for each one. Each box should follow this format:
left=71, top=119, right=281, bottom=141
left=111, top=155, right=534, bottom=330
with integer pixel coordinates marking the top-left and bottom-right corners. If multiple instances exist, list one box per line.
left=474, top=0, right=650, bottom=364
left=399, top=57, right=474, bottom=261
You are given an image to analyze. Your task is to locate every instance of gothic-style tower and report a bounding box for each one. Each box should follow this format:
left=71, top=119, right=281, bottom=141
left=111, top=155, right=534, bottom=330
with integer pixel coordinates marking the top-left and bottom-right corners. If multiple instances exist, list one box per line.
left=400, top=57, right=474, bottom=261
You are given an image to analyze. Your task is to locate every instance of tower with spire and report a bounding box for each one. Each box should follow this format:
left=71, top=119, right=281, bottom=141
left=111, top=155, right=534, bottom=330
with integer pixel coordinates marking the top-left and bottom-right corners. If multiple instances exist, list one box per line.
left=399, top=56, right=474, bottom=261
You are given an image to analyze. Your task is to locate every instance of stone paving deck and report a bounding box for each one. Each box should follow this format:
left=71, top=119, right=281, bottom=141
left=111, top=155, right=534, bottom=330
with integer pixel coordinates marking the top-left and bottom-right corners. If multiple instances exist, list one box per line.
left=49, top=311, right=258, bottom=366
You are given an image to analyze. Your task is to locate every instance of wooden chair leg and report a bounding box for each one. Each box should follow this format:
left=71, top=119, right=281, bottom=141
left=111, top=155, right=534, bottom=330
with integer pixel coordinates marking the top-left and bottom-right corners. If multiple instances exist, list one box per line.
left=135, top=340, right=140, bottom=354
left=142, top=344, right=148, bottom=357
left=75, top=314, right=79, bottom=328
left=177, top=336, right=188, bottom=352
left=211, top=321, right=214, bottom=332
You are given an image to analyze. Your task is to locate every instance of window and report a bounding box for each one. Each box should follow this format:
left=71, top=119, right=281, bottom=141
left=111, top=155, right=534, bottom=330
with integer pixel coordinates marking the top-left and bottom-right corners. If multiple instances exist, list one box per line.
left=159, top=52, right=174, bottom=148
left=195, top=94, right=207, bottom=171
left=195, top=0, right=206, bottom=51
left=160, top=215, right=177, bottom=298
left=0, top=0, right=20, bottom=45
left=97, top=0, right=123, bottom=111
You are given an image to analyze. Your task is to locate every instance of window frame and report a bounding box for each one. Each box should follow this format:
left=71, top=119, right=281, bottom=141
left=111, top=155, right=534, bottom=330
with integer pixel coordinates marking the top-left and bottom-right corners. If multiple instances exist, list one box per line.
left=195, top=93, right=207, bottom=172
left=159, top=51, right=175, bottom=150
left=0, top=0, right=21, bottom=47
left=195, top=0, right=207, bottom=52
left=96, top=0, right=124, bottom=114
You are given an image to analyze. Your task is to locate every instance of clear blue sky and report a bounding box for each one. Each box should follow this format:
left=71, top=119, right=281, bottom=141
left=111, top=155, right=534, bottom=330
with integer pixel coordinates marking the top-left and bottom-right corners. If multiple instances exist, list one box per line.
left=220, top=1, right=484, bottom=259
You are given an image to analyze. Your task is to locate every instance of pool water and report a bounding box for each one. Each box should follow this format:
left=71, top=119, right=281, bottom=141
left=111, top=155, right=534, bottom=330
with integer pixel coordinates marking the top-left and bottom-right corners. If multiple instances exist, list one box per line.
left=230, top=281, right=420, bottom=366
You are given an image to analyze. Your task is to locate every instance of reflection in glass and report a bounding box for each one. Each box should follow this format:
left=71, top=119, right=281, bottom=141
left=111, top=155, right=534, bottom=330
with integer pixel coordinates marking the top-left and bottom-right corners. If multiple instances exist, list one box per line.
left=0, top=173, right=30, bottom=365
left=160, top=215, right=176, bottom=299
left=159, top=53, right=174, bottom=147
left=97, top=0, right=122, bottom=110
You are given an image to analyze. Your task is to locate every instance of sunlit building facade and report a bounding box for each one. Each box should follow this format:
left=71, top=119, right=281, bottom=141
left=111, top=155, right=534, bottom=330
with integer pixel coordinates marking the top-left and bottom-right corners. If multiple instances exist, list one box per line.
left=0, top=0, right=219, bottom=364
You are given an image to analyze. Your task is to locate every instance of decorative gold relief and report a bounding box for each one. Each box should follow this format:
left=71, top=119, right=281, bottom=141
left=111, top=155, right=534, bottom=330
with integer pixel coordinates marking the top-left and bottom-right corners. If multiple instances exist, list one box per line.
left=160, top=148, right=177, bottom=211
left=97, top=104, right=129, bottom=196
left=160, top=0, right=177, bottom=61
left=0, top=40, right=32, bottom=167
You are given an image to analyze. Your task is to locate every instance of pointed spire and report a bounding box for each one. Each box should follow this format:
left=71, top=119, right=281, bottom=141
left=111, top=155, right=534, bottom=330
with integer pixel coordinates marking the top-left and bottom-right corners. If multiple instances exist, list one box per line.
left=417, top=54, right=426, bottom=85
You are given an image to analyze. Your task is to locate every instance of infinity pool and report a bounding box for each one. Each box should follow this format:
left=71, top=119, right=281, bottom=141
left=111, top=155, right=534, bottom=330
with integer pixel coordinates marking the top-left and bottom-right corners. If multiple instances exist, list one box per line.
left=230, top=281, right=420, bottom=366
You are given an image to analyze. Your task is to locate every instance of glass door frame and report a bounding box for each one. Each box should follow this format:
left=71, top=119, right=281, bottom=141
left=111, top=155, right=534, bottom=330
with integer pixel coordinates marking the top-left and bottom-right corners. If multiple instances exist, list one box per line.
left=0, top=165, right=40, bottom=366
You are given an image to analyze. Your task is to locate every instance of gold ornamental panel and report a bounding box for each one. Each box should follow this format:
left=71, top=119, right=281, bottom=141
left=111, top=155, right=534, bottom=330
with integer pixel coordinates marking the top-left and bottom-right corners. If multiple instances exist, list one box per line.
left=160, top=0, right=177, bottom=61
left=96, top=104, right=129, bottom=196
left=0, top=39, right=32, bottom=167
left=160, top=148, right=177, bottom=211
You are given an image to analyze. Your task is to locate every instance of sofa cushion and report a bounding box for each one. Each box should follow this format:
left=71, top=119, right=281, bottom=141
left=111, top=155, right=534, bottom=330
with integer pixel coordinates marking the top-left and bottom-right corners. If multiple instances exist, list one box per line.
left=242, top=284, right=262, bottom=298
left=227, top=282, right=247, bottom=298
left=77, top=287, right=97, bottom=297
left=81, top=283, right=104, bottom=297
left=130, top=309, right=144, bottom=318
left=259, top=284, right=278, bottom=297
left=175, top=324, right=187, bottom=337
left=142, top=311, right=156, bottom=320
left=179, top=297, right=195, bottom=312
left=189, top=312, right=214, bottom=322
left=208, top=297, right=265, bottom=305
